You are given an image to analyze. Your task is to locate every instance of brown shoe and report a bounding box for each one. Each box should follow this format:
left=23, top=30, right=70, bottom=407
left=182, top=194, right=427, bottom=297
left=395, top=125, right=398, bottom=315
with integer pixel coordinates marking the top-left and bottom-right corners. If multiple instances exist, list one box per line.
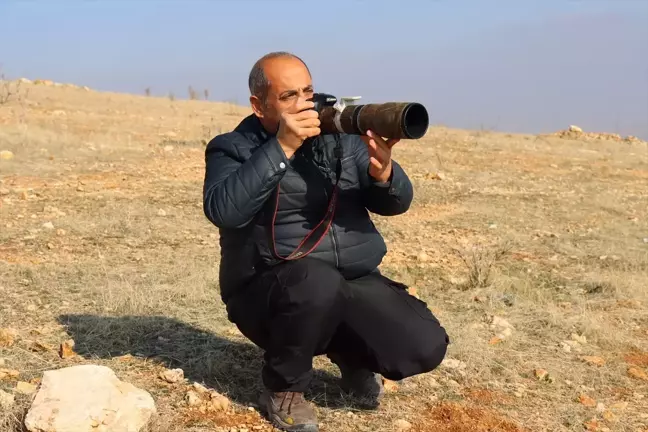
left=259, top=390, right=319, bottom=431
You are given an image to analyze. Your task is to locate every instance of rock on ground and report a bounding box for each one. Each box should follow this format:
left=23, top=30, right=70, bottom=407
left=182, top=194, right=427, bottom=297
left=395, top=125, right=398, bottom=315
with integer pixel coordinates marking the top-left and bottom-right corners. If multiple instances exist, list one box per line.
left=24, top=364, right=156, bottom=432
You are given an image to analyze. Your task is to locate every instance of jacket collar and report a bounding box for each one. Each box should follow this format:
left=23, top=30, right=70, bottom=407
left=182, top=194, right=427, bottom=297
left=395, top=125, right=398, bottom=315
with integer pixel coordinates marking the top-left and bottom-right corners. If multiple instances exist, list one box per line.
left=235, top=114, right=274, bottom=146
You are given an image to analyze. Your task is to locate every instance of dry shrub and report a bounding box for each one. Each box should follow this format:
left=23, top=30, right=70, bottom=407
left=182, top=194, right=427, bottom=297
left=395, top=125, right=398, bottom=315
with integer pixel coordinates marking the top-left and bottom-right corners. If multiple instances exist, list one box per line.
left=451, top=240, right=513, bottom=288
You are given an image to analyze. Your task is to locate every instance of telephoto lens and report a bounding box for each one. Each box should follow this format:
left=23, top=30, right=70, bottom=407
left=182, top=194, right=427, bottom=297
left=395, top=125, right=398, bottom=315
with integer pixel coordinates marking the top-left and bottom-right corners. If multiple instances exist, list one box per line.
left=310, top=94, right=429, bottom=139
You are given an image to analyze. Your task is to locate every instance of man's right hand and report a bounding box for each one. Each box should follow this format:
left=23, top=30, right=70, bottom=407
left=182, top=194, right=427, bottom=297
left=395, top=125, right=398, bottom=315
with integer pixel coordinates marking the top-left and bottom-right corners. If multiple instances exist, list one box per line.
left=276, top=100, right=321, bottom=159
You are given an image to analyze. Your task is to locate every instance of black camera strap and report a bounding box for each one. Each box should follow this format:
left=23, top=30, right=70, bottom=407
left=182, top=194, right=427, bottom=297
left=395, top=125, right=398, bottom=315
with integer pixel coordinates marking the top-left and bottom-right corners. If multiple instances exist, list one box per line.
left=269, top=139, right=343, bottom=261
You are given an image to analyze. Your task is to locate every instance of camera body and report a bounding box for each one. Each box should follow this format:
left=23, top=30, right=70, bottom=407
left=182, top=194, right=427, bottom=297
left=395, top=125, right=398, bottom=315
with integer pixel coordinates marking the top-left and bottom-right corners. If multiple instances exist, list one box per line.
left=309, top=93, right=338, bottom=114
left=306, top=93, right=429, bottom=140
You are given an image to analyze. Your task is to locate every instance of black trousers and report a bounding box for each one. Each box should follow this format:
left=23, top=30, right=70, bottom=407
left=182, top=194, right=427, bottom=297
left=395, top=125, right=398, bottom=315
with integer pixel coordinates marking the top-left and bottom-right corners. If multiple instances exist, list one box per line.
left=225, top=258, right=450, bottom=392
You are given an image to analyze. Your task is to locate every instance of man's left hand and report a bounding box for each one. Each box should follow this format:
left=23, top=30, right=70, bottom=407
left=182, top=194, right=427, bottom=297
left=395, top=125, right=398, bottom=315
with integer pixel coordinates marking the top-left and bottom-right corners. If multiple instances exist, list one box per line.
left=361, top=130, right=400, bottom=183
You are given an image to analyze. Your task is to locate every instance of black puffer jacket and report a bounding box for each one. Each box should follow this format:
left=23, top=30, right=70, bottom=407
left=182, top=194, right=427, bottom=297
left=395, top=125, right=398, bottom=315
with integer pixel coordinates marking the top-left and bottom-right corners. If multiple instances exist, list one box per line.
left=203, top=114, right=413, bottom=303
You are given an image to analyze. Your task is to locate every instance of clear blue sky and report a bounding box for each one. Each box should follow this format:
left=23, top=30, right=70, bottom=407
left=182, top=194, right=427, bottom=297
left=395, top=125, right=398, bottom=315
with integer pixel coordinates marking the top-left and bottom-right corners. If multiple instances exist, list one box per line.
left=2, top=0, right=647, bottom=139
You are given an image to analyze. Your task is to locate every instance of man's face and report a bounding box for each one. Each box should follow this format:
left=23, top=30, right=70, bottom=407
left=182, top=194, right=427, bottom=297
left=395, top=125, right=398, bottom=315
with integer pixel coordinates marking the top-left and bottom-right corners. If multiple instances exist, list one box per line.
left=250, top=56, right=314, bottom=134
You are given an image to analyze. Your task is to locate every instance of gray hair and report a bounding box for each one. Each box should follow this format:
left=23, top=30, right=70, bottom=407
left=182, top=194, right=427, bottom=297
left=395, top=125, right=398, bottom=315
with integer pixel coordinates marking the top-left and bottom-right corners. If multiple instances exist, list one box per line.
left=248, top=51, right=310, bottom=102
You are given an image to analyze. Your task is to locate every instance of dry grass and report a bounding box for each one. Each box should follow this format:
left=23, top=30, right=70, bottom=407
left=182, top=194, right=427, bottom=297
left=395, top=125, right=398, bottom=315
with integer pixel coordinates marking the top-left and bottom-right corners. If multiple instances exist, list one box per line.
left=1, top=81, right=647, bottom=432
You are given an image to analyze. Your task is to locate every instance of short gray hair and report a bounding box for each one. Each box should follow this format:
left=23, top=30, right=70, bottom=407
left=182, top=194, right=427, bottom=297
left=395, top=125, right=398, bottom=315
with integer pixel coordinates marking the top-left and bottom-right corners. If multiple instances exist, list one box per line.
left=248, top=51, right=310, bottom=102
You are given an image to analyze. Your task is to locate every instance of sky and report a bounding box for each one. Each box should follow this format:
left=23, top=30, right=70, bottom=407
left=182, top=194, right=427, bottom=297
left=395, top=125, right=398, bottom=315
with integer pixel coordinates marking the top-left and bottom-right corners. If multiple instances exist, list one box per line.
left=1, top=0, right=647, bottom=139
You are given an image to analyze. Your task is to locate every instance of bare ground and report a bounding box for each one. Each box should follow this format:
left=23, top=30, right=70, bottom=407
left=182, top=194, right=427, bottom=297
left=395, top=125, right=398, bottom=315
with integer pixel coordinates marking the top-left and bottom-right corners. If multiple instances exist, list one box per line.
left=1, top=81, right=647, bottom=432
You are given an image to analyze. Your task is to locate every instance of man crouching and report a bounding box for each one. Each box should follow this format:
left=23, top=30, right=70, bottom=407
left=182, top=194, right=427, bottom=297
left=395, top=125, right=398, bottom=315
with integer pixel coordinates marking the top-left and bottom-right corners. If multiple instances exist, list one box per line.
left=202, top=51, right=449, bottom=432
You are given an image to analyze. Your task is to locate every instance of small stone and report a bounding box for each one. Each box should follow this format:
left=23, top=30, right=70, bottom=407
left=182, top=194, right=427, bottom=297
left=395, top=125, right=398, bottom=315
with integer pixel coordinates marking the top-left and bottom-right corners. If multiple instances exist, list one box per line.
left=489, top=336, right=503, bottom=345
left=159, top=368, right=184, bottom=383
left=157, top=209, right=167, bottom=217
left=627, top=366, right=648, bottom=381
left=42, top=221, right=55, bottom=230
left=394, top=419, right=412, bottom=431
left=383, top=378, right=399, bottom=393
left=578, top=394, right=597, bottom=407
left=569, top=125, right=583, bottom=133
left=186, top=390, right=201, bottom=406
left=581, top=356, right=606, bottom=367
left=534, top=369, right=550, bottom=381
left=16, top=381, right=37, bottom=394
left=210, top=391, right=230, bottom=411
left=417, top=252, right=430, bottom=262
left=59, top=339, right=76, bottom=359
left=583, top=418, right=598, bottom=431
left=0, top=150, right=14, bottom=160
left=192, top=382, right=210, bottom=394
left=561, top=342, right=572, bottom=353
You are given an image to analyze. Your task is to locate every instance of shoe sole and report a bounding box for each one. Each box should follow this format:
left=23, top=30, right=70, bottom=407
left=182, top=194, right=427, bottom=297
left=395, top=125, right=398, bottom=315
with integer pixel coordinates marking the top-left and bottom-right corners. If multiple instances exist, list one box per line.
left=259, top=393, right=319, bottom=432
left=267, top=413, right=319, bottom=432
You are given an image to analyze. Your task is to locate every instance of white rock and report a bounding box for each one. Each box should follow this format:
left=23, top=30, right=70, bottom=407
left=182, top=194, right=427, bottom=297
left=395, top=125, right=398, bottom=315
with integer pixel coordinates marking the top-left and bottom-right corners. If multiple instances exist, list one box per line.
left=186, top=390, right=202, bottom=406
left=0, top=150, right=14, bottom=160
left=24, top=364, right=156, bottom=432
left=159, top=368, right=184, bottom=383
left=43, top=221, right=55, bottom=230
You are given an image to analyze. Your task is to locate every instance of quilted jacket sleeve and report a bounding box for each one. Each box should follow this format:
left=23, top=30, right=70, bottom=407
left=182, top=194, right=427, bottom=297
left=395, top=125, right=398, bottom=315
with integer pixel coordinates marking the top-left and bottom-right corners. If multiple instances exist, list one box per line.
left=350, top=134, right=414, bottom=216
left=203, top=132, right=289, bottom=229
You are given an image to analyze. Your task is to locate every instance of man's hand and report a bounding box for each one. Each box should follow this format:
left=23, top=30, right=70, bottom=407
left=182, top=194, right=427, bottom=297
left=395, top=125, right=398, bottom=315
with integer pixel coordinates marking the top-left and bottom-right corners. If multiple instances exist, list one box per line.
left=361, top=130, right=400, bottom=183
left=277, top=100, right=321, bottom=159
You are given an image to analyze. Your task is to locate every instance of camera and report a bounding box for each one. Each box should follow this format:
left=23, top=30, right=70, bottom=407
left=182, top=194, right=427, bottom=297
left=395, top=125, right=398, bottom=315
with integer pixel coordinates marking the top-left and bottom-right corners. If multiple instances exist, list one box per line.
left=306, top=93, right=429, bottom=139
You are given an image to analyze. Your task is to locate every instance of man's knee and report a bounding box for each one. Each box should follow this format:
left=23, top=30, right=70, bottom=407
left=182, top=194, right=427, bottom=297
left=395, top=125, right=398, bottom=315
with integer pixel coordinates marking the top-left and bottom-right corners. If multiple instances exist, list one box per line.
left=381, top=323, right=450, bottom=380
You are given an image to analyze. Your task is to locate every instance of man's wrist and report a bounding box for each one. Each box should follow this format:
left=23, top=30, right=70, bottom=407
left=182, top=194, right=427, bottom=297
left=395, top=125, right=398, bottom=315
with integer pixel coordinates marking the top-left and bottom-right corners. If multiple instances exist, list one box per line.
left=370, top=165, right=394, bottom=185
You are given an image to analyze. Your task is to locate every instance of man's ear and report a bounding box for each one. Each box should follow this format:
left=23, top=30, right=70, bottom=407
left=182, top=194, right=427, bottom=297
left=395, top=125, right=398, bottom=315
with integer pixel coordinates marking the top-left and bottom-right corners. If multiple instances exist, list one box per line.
left=250, top=95, right=264, bottom=118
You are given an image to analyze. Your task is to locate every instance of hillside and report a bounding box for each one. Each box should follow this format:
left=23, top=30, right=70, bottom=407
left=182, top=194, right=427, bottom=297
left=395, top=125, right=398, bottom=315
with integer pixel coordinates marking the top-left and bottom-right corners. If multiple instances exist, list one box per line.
left=1, top=80, right=647, bottom=432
